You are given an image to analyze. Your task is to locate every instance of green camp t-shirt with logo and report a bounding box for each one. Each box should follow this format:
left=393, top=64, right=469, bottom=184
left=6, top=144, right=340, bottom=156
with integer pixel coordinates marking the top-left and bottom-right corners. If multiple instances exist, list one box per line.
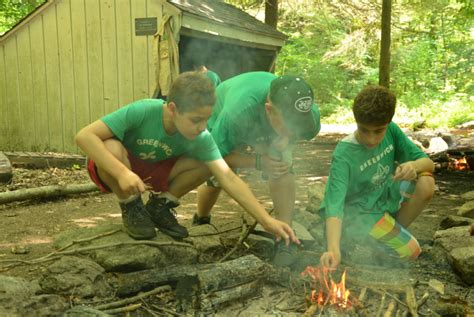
left=207, top=71, right=321, bottom=157
left=101, top=99, right=222, bottom=162
left=320, top=122, right=427, bottom=235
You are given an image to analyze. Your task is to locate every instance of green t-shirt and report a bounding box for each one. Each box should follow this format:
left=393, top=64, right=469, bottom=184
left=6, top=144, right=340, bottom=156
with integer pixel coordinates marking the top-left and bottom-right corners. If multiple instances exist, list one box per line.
left=101, top=99, right=222, bottom=162
left=207, top=71, right=321, bottom=156
left=320, top=122, right=427, bottom=234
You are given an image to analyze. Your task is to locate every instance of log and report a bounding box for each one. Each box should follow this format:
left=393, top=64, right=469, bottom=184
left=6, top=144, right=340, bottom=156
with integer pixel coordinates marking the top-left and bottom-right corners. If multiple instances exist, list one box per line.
left=0, top=152, right=12, bottom=184
left=199, top=280, right=260, bottom=311
left=117, top=254, right=268, bottom=296
left=0, top=182, right=99, bottom=204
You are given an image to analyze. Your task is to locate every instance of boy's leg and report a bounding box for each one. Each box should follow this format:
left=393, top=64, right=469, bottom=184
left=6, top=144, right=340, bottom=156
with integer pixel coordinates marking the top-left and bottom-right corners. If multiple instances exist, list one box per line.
left=90, top=139, right=156, bottom=240
left=145, top=157, right=211, bottom=238
left=396, top=174, right=435, bottom=227
left=196, top=182, right=221, bottom=220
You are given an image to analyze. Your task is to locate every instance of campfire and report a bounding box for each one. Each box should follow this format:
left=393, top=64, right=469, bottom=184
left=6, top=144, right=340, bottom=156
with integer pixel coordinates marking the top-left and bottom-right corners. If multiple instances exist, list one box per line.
left=449, top=155, right=470, bottom=171
left=301, top=266, right=352, bottom=313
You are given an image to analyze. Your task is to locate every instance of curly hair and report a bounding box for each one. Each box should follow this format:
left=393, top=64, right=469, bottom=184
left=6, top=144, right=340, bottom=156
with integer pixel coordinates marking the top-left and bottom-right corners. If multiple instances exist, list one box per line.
left=353, top=85, right=396, bottom=125
left=168, top=71, right=216, bottom=113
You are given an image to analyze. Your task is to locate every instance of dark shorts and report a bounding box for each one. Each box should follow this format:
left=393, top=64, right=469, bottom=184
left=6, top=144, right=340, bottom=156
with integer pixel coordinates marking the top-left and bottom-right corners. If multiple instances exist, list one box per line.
left=87, top=153, right=179, bottom=193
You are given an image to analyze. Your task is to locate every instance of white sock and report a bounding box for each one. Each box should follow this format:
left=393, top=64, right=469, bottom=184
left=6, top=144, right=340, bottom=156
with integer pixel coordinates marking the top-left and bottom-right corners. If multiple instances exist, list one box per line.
left=118, top=194, right=139, bottom=204
left=158, top=192, right=179, bottom=204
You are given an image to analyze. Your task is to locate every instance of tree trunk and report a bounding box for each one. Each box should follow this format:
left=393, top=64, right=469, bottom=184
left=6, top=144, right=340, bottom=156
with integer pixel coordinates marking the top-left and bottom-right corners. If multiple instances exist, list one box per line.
left=265, top=0, right=278, bottom=28
left=379, top=0, right=391, bottom=88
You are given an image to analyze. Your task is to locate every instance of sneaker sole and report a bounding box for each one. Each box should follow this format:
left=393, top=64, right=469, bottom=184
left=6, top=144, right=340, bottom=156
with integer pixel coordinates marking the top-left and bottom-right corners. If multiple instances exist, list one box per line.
left=157, top=227, right=189, bottom=239
left=124, top=227, right=156, bottom=240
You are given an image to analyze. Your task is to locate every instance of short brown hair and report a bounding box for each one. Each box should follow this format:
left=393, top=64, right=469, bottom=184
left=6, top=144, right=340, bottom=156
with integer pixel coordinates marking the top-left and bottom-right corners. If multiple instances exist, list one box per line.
left=168, top=71, right=216, bottom=113
left=353, top=85, right=396, bottom=125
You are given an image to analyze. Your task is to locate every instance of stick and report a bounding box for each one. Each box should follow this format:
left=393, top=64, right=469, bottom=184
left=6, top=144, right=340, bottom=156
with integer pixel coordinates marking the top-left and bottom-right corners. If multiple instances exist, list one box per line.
left=383, top=299, right=397, bottom=317
left=0, top=183, right=99, bottom=204
left=375, top=293, right=386, bottom=317
left=416, top=292, right=429, bottom=310
left=94, top=285, right=171, bottom=310
left=57, top=228, right=122, bottom=251
left=405, top=286, right=418, bottom=317
left=102, top=303, right=142, bottom=314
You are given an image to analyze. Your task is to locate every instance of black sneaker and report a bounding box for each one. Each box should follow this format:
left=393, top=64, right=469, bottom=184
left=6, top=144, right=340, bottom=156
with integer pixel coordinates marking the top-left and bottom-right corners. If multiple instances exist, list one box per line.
left=273, top=240, right=298, bottom=267
left=146, top=194, right=189, bottom=238
left=119, top=197, right=156, bottom=240
left=192, top=213, right=211, bottom=226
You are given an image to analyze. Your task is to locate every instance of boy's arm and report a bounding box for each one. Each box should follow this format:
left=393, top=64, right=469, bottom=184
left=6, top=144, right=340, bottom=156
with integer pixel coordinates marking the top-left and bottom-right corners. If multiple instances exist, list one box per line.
left=393, top=157, right=434, bottom=181
left=75, top=120, right=146, bottom=195
left=320, top=217, right=342, bottom=268
left=206, top=158, right=299, bottom=245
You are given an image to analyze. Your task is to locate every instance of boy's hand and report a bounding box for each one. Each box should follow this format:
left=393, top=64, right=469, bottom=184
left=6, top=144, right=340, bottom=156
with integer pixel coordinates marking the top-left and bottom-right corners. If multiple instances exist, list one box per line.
left=262, top=218, right=300, bottom=246
left=261, top=155, right=291, bottom=179
left=393, top=162, right=417, bottom=181
left=320, top=250, right=341, bottom=269
left=118, top=170, right=147, bottom=196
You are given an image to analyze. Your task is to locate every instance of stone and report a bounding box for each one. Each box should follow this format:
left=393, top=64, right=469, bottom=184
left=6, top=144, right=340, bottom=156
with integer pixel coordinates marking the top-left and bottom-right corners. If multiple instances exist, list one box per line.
left=457, top=200, right=474, bottom=218
left=449, top=247, right=474, bottom=285
left=0, top=152, right=12, bottom=184
left=306, top=182, right=326, bottom=213
left=39, top=256, right=112, bottom=297
left=461, top=190, right=474, bottom=201
left=439, top=215, right=474, bottom=230
left=187, top=224, right=223, bottom=262
left=427, top=137, right=449, bottom=154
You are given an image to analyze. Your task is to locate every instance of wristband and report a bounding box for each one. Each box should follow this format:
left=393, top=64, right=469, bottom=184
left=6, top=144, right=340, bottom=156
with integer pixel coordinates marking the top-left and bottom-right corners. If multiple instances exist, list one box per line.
left=418, top=171, right=434, bottom=178
left=255, top=154, right=262, bottom=171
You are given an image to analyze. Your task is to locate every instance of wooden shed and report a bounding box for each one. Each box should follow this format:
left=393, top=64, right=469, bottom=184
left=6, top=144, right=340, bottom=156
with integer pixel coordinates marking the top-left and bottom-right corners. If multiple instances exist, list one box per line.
left=0, top=0, right=287, bottom=153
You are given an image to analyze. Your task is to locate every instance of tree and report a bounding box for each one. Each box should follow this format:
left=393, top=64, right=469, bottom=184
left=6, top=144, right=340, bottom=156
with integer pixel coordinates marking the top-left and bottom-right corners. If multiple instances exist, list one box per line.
left=379, top=0, right=391, bottom=88
left=265, top=0, right=278, bottom=28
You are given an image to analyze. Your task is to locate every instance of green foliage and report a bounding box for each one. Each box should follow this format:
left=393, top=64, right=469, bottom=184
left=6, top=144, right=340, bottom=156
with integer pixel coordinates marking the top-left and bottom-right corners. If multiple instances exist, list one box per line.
left=0, top=0, right=44, bottom=35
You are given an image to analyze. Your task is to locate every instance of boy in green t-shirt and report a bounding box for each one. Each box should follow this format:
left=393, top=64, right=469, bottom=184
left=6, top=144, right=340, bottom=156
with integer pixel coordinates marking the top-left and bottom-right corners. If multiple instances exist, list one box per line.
left=320, top=85, right=435, bottom=269
left=75, top=71, right=298, bottom=246
left=195, top=72, right=321, bottom=267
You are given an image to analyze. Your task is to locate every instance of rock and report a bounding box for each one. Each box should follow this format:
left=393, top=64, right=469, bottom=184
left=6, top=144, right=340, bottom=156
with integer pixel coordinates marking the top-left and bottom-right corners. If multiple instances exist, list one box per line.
left=53, top=224, right=198, bottom=272
left=433, top=226, right=471, bottom=251
left=456, top=120, right=474, bottom=129
left=461, top=190, right=474, bottom=201
left=307, top=182, right=326, bottom=213
left=294, top=209, right=321, bottom=230
left=18, top=294, right=68, bottom=316
left=246, top=234, right=274, bottom=260
left=449, top=247, right=474, bottom=285
left=187, top=224, right=223, bottom=262
left=439, top=215, right=474, bottom=230
left=39, top=256, right=112, bottom=297
left=0, top=275, right=39, bottom=305
left=427, top=137, right=449, bottom=153
left=457, top=200, right=474, bottom=218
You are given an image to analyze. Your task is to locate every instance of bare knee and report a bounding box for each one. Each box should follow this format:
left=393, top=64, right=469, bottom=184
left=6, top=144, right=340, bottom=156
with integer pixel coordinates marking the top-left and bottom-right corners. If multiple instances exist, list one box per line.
left=415, top=176, right=435, bottom=202
left=103, top=139, right=129, bottom=165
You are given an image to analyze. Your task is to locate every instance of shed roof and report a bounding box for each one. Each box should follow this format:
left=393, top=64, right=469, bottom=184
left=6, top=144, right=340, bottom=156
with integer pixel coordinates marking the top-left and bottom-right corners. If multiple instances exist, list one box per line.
left=168, top=0, right=287, bottom=41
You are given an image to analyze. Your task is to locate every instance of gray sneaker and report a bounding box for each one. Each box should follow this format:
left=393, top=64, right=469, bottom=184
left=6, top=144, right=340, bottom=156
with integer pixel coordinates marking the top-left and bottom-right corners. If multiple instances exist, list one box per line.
left=119, top=197, right=156, bottom=240
left=273, top=240, right=298, bottom=267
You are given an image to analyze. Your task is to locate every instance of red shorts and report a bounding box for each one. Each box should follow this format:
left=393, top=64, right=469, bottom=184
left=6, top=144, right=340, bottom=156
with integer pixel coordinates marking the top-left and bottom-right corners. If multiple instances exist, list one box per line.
left=87, top=153, right=179, bottom=193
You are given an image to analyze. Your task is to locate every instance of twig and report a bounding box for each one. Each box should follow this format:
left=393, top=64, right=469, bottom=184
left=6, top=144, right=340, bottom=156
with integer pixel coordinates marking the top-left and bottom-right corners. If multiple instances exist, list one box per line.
left=94, top=285, right=171, bottom=310
left=405, top=286, right=418, bottom=317
left=57, top=228, right=122, bottom=251
left=359, top=287, right=367, bottom=302
left=416, top=292, right=429, bottom=310
left=189, top=225, right=242, bottom=237
left=375, top=293, right=386, bottom=317
left=383, top=299, right=397, bottom=317
left=382, top=290, right=408, bottom=309
left=102, top=303, right=141, bottom=314
left=150, top=303, right=181, bottom=316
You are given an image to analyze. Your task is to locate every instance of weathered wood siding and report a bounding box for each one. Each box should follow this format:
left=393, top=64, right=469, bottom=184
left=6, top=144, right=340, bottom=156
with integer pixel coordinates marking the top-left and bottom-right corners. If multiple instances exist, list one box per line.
left=0, top=0, right=178, bottom=153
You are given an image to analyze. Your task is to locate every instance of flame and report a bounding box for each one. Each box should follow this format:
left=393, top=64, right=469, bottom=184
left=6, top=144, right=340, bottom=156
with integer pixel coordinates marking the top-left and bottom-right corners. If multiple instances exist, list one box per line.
left=453, top=157, right=469, bottom=171
left=301, top=266, right=351, bottom=309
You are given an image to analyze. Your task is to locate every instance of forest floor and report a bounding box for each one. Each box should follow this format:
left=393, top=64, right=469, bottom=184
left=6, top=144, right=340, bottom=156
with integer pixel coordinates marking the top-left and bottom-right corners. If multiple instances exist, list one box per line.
left=0, top=134, right=473, bottom=316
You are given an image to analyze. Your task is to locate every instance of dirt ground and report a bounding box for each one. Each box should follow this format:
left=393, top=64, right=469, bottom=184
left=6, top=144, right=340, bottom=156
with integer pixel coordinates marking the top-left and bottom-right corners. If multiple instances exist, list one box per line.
left=0, top=137, right=473, bottom=315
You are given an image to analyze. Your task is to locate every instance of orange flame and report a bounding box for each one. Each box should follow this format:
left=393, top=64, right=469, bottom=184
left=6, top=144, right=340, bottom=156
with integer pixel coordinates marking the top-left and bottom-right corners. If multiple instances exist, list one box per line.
left=454, top=157, right=469, bottom=171
left=301, top=266, right=351, bottom=309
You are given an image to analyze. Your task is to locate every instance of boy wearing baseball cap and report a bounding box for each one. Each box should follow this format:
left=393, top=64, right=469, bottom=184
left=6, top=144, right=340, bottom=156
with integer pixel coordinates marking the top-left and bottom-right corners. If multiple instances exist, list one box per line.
left=196, top=71, right=321, bottom=267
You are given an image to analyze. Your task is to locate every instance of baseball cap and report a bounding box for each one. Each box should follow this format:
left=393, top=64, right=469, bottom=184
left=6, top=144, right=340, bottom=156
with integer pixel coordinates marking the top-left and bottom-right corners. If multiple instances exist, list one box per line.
left=269, top=75, right=316, bottom=139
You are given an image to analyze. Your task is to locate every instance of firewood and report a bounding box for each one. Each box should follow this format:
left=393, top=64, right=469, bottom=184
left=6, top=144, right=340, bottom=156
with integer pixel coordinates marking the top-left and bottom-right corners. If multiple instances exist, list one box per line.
left=405, top=286, right=418, bottom=317
left=199, top=280, right=260, bottom=311
left=375, top=293, right=386, bottom=317
left=416, top=292, right=430, bottom=310
left=117, top=254, right=268, bottom=296
left=302, top=303, right=318, bottom=317
left=383, top=299, right=397, bottom=317
left=0, top=182, right=99, bottom=204
left=94, top=285, right=171, bottom=310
